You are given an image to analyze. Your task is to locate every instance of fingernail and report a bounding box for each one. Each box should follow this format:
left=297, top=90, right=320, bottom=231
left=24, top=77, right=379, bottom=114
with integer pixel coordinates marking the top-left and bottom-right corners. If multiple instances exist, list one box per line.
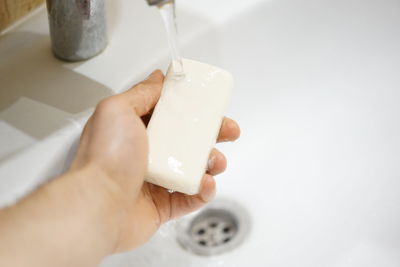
left=207, top=155, right=216, bottom=170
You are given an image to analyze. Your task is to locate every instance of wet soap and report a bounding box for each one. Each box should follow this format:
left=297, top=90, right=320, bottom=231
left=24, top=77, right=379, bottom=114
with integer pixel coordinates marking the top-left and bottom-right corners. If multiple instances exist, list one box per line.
left=146, top=59, right=232, bottom=195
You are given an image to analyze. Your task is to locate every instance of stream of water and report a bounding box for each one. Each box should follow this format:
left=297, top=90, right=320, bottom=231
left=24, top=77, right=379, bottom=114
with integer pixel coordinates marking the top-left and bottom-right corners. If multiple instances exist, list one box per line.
left=158, top=2, right=185, bottom=78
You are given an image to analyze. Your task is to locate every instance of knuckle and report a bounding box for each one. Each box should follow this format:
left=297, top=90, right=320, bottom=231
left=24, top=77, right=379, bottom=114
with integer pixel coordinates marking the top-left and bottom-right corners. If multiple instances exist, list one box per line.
left=96, top=96, right=120, bottom=112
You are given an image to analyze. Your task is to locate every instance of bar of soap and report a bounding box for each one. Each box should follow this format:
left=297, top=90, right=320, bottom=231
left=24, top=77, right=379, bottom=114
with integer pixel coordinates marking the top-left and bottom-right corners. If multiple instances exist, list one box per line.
left=146, top=59, right=233, bottom=195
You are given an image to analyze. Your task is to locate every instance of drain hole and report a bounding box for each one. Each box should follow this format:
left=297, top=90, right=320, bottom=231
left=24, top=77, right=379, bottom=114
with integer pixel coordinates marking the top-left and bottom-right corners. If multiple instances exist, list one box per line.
left=223, top=237, right=231, bottom=243
left=198, top=240, right=207, bottom=246
left=209, top=222, right=218, bottom=228
left=223, top=227, right=231, bottom=233
left=197, top=229, right=206, bottom=235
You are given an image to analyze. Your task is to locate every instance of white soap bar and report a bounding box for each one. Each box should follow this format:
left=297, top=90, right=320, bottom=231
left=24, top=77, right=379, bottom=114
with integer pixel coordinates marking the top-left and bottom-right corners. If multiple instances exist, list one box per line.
left=146, top=59, right=233, bottom=195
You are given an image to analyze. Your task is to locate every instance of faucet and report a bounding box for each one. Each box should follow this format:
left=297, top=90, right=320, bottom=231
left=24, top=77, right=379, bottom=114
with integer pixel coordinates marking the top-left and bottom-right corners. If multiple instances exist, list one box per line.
left=46, top=0, right=174, bottom=62
left=46, top=0, right=107, bottom=62
left=146, top=0, right=174, bottom=6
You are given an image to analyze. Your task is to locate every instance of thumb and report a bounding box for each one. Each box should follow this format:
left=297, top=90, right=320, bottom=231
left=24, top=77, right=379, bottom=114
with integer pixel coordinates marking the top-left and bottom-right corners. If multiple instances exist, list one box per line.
left=120, top=70, right=164, bottom=116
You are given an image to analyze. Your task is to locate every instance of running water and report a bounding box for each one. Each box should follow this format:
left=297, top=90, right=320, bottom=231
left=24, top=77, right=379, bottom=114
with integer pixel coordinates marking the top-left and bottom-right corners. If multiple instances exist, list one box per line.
left=158, top=2, right=185, bottom=79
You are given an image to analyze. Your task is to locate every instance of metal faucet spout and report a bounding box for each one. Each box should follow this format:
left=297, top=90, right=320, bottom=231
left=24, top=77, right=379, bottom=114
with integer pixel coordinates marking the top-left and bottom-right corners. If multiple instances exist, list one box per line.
left=146, top=0, right=174, bottom=7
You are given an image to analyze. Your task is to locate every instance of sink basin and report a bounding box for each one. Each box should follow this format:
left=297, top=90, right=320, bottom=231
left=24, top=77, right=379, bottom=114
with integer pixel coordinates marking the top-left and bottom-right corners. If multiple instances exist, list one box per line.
left=2, top=0, right=400, bottom=266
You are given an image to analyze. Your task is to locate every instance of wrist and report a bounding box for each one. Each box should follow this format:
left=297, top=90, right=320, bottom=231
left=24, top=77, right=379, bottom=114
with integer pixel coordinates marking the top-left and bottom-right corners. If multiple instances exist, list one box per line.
left=72, top=162, right=128, bottom=255
left=0, top=163, right=128, bottom=267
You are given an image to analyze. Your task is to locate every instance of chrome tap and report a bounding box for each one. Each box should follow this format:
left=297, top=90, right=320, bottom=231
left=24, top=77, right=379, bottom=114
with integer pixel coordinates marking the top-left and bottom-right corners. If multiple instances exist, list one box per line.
left=146, top=0, right=174, bottom=7
left=46, top=0, right=107, bottom=62
left=46, top=0, right=173, bottom=62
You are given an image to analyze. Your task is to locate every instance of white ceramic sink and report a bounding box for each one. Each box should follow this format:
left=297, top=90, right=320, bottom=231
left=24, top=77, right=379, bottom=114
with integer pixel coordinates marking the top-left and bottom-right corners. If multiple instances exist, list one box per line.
left=2, top=0, right=400, bottom=266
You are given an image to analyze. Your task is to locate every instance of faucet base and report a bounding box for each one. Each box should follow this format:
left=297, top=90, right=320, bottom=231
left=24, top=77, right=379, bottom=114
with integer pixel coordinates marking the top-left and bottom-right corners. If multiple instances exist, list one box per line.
left=46, top=0, right=108, bottom=62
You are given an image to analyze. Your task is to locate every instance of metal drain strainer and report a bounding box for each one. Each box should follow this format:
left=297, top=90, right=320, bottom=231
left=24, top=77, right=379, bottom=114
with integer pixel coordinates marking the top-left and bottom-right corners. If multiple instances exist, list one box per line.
left=176, top=198, right=251, bottom=256
left=190, top=210, right=238, bottom=247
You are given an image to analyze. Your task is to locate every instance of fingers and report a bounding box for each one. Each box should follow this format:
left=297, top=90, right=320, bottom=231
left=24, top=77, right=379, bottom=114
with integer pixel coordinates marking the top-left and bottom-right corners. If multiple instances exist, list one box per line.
left=207, top=148, right=227, bottom=175
left=149, top=147, right=227, bottom=223
left=119, top=70, right=164, bottom=116
left=217, top=117, right=240, bottom=143
left=159, top=144, right=230, bottom=222
left=167, top=175, right=216, bottom=220
left=153, top=146, right=226, bottom=221
left=148, top=174, right=216, bottom=223
left=198, top=174, right=217, bottom=202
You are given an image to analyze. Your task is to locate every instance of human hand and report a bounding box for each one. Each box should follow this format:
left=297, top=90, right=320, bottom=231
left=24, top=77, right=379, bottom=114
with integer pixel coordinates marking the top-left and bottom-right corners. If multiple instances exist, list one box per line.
left=71, top=70, right=240, bottom=253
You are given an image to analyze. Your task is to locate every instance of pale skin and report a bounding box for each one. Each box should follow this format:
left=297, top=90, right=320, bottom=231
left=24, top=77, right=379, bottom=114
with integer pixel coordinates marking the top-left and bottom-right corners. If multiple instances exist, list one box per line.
left=0, top=70, right=240, bottom=267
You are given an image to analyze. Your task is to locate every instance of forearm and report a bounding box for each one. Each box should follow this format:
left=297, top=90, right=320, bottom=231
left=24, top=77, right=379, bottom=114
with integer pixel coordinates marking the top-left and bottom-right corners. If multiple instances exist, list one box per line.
left=0, top=164, right=123, bottom=267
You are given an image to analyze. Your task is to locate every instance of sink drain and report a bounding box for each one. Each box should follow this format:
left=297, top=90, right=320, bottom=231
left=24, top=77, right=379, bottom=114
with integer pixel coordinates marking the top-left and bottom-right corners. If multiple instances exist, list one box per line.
left=176, top=198, right=251, bottom=256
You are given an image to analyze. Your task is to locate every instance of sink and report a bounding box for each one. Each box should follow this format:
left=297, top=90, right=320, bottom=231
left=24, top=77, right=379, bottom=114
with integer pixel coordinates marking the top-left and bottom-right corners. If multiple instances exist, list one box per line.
left=2, top=0, right=400, bottom=266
